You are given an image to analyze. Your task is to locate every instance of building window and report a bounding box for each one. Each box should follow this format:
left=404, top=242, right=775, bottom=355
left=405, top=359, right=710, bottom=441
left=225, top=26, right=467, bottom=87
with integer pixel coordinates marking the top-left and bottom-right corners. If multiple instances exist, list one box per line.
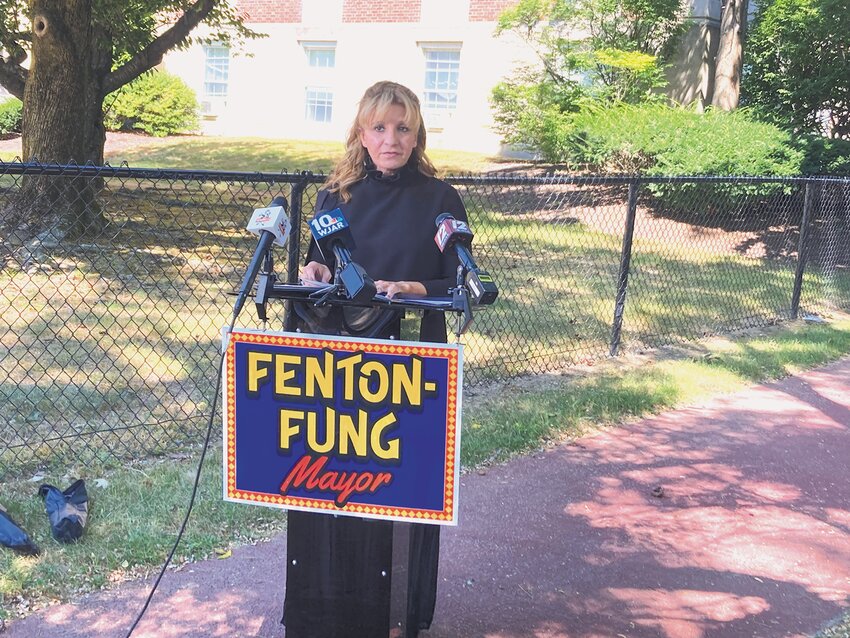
left=203, top=45, right=229, bottom=98
left=303, top=42, right=336, bottom=68
left=302, top=42, right=336, bottom=123
left=305, top=88, right=334, bottom=123
left=307, top=48, right=335, bottom=68
left=422, top=47, right=461, bottom=110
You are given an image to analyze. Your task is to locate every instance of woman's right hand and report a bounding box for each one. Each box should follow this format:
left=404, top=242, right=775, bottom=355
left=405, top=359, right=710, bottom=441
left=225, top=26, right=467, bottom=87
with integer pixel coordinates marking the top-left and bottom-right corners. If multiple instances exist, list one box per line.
left=300, top=260, right=332, bottom=283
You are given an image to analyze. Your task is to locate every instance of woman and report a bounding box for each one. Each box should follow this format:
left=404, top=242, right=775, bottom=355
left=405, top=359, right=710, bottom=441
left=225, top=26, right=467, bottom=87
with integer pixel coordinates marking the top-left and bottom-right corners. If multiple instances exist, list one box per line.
left=300, top=80, right=467, bottom=329
left=284, top=81, right=469, bottom=638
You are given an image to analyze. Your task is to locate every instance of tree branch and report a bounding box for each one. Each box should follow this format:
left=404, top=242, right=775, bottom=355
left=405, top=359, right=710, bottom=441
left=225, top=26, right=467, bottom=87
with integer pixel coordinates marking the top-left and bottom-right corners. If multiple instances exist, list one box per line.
left=104, top=0, right=218, bottom=94
left=0, top=58, right=26, bottom=98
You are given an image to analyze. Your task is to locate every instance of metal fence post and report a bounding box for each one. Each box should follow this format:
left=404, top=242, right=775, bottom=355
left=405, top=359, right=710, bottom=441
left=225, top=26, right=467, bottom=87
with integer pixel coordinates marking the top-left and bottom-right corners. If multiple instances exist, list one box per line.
left=609, top=179, right=639, bottom=356
left=284, top=174, right=308, bottom=331
left=790, top=181, right=815, bottom=320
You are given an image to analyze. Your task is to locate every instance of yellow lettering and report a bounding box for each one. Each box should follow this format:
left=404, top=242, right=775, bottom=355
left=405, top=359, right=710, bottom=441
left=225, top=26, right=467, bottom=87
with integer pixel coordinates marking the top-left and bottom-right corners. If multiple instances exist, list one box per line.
left=358, top=360, right=389, bottom=403
left=336, top=354, right=362, bottom=401
left=392, top=358, right=422, bottom=406
left=307, top=406, right=336, bottom=454
left=274, top=354, right=302, bottom=396
left=279, top=409, right=305, bottom=449
left=371, top=412, right=399, bottom=460
left=338, top=411, right=368, bottom=457
left=247, top=351, right=273, bottom=392
left=305, top=351, right=334, bottom=398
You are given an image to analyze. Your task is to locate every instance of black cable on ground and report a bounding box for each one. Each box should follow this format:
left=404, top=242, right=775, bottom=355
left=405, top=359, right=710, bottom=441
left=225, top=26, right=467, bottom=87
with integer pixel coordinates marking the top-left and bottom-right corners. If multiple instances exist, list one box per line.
left=123, top=321, right=235, bottom=638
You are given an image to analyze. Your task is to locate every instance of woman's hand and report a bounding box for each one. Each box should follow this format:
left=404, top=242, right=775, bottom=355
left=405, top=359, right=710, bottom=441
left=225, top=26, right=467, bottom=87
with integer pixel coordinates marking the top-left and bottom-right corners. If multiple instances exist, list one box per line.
left=300, top=261, right=332, bottom=283
left=375, top=280, right=427, bottom=299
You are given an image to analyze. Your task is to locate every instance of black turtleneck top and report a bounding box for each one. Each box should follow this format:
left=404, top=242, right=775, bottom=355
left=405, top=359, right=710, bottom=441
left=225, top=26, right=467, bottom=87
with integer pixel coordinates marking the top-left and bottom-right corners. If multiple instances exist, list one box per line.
left=288, top=168, right=462, bottom=638
left=306, top=168, right=468, bottom=299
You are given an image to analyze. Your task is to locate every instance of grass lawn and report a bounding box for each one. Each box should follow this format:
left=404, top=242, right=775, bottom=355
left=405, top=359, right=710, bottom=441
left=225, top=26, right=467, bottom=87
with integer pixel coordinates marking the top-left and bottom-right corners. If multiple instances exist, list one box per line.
left=117, top=136, right=506, bottom=174
left=818, top=612, right=850, bottom=638
left=3, top=136, right=850, bottom=627
left=0, top=134, right=506, bottom=175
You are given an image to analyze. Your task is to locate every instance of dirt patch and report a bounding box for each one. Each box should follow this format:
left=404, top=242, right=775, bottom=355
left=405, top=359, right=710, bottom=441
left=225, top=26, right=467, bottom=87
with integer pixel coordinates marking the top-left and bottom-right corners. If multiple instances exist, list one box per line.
left=486, top=179, right=777, bottom=258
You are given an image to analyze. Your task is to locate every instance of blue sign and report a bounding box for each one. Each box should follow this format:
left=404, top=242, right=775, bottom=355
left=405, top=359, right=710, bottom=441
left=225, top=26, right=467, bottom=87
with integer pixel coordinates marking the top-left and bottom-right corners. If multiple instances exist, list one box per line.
left=223, top=330, right=463, bottom=525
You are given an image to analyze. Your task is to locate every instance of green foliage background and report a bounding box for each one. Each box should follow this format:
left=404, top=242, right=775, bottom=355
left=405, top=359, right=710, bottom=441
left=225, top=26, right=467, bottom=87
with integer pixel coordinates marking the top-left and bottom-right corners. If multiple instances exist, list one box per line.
left=742, top=0, right=850, bottom=139
left=491, top=0, right=687, bottom=150
left=104, top=71, right=199, bottom=137
left=491, top=0, right=850, bottom=178
left=565, top=103, right=804, bottom=175
left=0, top=97, right=21, bottom=134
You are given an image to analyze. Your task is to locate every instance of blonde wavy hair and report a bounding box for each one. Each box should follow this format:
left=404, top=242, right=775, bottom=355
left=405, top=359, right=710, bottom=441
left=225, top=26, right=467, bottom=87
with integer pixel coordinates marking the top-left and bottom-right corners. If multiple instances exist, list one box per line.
left=324, top=81, right=437, bottom=202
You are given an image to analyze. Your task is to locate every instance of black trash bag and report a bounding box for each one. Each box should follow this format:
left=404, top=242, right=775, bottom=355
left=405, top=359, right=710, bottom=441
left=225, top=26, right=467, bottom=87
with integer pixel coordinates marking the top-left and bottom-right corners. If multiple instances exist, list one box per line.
left=0, top=503, right=40, bottom=555
left=38, top=479, right=88, bottom=543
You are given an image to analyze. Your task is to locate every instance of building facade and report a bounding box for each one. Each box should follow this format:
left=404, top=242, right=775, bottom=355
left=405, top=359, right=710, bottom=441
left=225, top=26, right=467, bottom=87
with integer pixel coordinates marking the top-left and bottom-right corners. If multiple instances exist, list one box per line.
left=163, top=0, right=531, bottom=154
left=163, top=0, right=726, bottom=153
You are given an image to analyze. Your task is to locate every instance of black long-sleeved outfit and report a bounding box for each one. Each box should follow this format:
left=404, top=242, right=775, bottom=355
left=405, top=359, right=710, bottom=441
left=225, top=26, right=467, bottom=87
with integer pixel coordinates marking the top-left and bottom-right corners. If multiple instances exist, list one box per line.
left=282, top=166, right=467, bottom=638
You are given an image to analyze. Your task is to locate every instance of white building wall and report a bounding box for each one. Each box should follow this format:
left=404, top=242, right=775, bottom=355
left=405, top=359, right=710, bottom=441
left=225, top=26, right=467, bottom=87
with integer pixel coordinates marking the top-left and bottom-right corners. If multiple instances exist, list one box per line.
left=163, top=14, right=535, bottom=154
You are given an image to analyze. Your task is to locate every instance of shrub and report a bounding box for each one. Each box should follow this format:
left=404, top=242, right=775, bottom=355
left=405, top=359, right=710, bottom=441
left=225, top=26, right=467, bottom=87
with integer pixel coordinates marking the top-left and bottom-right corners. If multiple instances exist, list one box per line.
left=742, top=0, right=850, bottom=139
left=563, top=102, right=804, bottom=175
left=556, top=103, right=807, bottom=209
left=491, top=76, right=585, bottom=156
left=797, top=136, right=850, bottom=176
left=0, top=97, right=23, bottom=134
left=105, top=71, right=198, bottom=137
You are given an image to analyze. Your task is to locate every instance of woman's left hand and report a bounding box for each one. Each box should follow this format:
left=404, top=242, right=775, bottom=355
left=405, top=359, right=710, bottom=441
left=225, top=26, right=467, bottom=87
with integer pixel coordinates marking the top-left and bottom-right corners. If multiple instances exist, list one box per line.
left=375, top=280, right=427, bottom=299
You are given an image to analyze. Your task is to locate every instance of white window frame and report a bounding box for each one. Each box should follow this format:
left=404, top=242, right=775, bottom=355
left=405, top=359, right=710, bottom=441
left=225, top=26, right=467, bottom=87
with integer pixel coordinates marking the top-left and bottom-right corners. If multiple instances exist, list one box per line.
left=301, top=41, right=337, bottom=124
left=305, top=87, right=334, bottom=123
left=202, top=45, right=230, bottom=99
left=301, top=41, right=337, bottom=68
left=420, top=43, right=462, bottom=112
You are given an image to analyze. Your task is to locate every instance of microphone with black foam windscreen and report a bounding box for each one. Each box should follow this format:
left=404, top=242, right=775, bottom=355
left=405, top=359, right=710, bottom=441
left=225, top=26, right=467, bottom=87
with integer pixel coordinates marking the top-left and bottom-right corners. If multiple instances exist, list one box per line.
left=309, top=208, right=376, bottom=304
left=232, top=196, right=290, bottom=320
left=434, top=213, right=499, bottom=305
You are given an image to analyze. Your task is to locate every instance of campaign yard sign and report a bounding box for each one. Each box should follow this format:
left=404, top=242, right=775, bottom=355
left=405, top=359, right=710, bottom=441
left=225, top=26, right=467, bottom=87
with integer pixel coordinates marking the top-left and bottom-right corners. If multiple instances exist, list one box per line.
left=222, top=330, right=463, bottom=525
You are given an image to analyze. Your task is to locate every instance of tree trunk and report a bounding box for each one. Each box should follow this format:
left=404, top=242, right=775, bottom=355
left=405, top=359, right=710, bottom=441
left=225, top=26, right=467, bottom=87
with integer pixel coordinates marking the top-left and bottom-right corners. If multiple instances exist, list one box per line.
left=711, top=0, right=748, bottom=110
left=14, top=0, right=111, bottom=240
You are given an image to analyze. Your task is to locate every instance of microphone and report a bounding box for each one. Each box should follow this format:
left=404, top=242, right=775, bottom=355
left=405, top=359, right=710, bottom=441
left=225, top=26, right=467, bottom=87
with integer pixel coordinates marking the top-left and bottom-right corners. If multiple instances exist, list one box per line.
left=246, top=196, right=290, bottom=247
left=309, top=208, right=376, bottom=304
left=232, top=196, right=290, bottom=320
left=434, top=213, right=499, bottom=305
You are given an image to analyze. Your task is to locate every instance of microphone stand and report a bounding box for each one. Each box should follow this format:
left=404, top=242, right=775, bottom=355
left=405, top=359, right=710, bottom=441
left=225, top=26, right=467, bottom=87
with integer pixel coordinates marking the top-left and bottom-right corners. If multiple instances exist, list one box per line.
left=254, top=250, right=276, bottom=324
left=450, top=264, right=474, bottom=337
left=330, top=243, right=376, bottom=305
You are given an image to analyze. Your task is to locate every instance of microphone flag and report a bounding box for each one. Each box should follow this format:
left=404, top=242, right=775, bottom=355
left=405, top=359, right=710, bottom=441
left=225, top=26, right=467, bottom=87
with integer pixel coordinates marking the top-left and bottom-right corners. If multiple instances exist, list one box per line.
left=232, top=195, right=291, bottom=320
left=247, top=196, right=291, bottom=247
left=433, top=213, right=499, bottom=306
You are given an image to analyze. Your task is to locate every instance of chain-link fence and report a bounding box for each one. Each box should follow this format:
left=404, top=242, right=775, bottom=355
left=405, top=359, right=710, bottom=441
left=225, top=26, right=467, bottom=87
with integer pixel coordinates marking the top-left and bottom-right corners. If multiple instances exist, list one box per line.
left=1, top=162, right=848, bottom=477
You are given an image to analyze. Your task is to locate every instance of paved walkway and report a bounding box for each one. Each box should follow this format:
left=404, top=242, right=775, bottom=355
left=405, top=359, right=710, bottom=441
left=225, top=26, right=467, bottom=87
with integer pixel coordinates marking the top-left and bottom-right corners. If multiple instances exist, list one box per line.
left=6, top=358, right=850, bottom=638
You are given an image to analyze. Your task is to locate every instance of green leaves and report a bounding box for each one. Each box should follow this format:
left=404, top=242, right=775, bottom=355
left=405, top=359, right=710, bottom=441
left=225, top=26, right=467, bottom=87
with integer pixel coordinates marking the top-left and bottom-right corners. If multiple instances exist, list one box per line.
left=743, top=0, right=850, bottom=138
left=516, top=100, right=807, bottom=177
left=491, top=0, right=687, bottom=151
left=496, top=0, right=553, bottom=35
left=104, top=71, right=199, bottom=137
left=89, top=0, right=263, bottom=58
left=584, top=48, right=666, bottom=102
left=0, top=96, right=21, bottom=134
